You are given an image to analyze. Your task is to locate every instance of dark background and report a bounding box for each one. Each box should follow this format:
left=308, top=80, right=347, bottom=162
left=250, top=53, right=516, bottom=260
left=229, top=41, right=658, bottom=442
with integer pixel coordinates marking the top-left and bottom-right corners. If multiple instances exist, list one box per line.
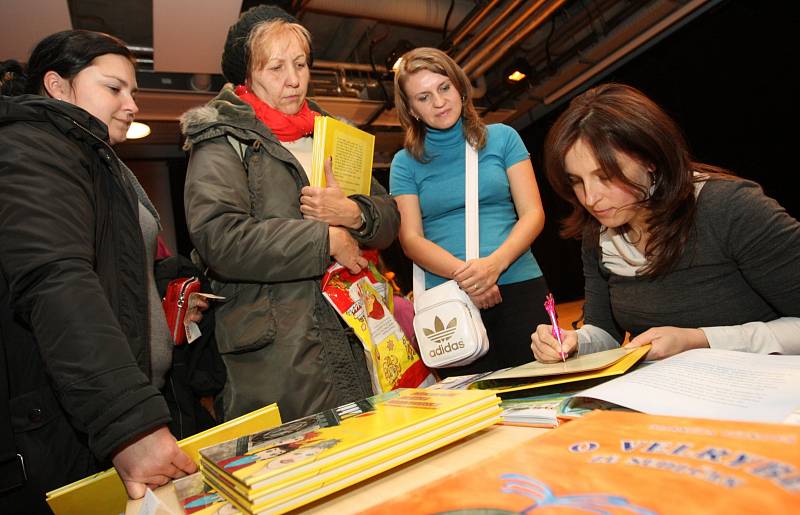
left=521, top=0, right=798, bottom=302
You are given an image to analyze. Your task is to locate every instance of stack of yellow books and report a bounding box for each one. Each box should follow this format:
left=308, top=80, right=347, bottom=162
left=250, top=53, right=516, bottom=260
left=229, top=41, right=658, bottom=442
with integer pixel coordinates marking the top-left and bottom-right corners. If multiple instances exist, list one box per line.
left=198, top=388, right=501, bottom=514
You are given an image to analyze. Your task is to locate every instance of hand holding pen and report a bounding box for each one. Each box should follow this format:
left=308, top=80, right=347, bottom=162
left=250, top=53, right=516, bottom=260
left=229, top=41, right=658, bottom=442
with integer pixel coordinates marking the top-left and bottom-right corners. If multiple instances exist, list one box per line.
left=543, top=293, right=567, bottom=362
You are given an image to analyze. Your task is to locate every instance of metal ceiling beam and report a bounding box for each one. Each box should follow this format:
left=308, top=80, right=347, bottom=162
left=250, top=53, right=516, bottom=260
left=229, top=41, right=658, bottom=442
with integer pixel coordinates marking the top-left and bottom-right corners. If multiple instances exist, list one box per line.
left=467, top=0, right=568, bottom=79
left=509, top=0, right=723, bottom=128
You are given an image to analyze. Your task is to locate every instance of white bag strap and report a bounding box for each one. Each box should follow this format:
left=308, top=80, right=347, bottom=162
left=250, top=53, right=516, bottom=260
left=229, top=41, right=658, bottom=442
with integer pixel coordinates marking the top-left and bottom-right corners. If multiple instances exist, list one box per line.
left=413, top=144, right=479, bottom=308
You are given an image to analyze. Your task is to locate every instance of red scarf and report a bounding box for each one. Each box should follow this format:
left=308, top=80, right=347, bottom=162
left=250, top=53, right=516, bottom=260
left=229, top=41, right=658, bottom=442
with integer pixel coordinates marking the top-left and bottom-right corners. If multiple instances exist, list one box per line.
left=235, top=85, right=318, bottom=142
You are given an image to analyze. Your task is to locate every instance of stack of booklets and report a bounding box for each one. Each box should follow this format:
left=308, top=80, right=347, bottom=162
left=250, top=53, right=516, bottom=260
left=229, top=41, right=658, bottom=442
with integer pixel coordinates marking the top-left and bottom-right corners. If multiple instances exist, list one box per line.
left=361, top=410, right=800, bottom=514
left=198, top=388, right=501, bottom=514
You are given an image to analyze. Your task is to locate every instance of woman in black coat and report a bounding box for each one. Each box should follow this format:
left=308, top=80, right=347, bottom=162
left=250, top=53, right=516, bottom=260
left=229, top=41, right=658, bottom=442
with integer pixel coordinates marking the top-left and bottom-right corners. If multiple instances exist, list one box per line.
left=0, top=30, right=196, bottom=513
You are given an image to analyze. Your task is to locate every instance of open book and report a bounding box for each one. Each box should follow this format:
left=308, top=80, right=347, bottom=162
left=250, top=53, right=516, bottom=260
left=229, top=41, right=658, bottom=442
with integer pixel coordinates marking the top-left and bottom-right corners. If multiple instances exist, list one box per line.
left=310, top=115, right=374, bottom=196
left=468, top=345, right=650, bottom=395
left=562, top=348, right=800, bottom=424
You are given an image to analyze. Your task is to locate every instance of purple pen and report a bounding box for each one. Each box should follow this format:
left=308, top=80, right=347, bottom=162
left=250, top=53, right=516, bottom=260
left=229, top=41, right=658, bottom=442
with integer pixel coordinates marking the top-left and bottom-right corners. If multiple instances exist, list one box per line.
left=543, top=293, right=566, bottom=362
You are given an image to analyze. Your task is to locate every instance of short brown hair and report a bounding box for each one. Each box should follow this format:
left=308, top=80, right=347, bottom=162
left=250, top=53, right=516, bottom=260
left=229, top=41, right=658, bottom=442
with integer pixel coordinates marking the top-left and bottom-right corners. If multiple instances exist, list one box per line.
left=247, top=19, right=311, bottom=79
left=394, top=47, right=486, bottom=162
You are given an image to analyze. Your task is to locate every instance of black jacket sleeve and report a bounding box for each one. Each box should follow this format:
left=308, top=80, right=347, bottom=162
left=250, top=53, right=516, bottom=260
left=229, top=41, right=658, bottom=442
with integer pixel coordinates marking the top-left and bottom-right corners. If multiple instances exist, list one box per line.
left=0, top=124, right=170, bottom=460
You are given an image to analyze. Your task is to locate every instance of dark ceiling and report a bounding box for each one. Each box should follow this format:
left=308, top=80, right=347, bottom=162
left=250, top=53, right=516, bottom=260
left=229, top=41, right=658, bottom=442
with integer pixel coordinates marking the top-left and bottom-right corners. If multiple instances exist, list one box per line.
left=3, top=0, right=726, bottom=163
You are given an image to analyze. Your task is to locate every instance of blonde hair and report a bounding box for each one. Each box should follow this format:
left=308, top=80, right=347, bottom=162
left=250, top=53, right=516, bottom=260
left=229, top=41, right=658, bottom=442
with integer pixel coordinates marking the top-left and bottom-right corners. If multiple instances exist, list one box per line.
left=246, top=19, right=312, bottom=78
left=394, top=47, right=486, bottom=162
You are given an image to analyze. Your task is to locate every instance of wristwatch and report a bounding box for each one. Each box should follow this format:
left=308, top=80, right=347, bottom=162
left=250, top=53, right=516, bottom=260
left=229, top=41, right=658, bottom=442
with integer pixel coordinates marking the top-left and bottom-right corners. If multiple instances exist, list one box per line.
left=356, top=210, right=368, bottom=234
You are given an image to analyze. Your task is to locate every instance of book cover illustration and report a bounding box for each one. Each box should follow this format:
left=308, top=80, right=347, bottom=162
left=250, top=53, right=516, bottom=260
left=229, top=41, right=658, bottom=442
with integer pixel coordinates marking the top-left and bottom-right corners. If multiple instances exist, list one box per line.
left=201, top=389, right=498, bottom=490
left=359, top=410, right=800, bottom=514
left=174, top=472, right=239, bottom=515
left=201, top=397, right=375, bottom=484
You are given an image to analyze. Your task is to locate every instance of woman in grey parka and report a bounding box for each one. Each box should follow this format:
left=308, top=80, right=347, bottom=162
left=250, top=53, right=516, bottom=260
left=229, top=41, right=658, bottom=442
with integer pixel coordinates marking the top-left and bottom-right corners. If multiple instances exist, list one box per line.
left=181, top=6, right=400, bottom=422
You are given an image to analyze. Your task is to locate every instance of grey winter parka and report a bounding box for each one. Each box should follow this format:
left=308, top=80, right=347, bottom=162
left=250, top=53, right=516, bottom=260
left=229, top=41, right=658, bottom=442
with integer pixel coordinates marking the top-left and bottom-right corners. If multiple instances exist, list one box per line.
left=181, top=85, right=400, bottom=422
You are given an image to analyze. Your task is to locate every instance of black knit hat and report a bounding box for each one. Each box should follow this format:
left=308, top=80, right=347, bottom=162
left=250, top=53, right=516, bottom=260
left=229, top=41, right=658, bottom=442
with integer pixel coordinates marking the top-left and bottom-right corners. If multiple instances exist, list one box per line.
left=221, top=5, right=311, bottom=85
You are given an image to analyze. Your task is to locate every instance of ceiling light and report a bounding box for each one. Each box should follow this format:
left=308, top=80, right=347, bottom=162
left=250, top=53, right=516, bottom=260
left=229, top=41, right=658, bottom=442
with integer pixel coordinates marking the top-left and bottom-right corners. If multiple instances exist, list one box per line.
left=507, top=70, right=527, bottom=82
left=386, top=40, right=415, bottom=73
left=126, top=121, right=151, bottom=140
left=505, top=58, right=532, bottom=85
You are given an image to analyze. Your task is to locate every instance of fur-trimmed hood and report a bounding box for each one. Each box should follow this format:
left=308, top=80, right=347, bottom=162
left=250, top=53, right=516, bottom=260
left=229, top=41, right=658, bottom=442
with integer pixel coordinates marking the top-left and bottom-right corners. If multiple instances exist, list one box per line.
left=179, top=83, right=325, bottom=150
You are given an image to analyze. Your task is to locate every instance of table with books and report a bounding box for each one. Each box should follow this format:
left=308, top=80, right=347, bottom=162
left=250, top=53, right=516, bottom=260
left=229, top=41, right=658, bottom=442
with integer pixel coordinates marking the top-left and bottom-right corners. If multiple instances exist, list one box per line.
left=125, top=423, right=548, bottom=514
left=112, top=348, right=800, bottom=514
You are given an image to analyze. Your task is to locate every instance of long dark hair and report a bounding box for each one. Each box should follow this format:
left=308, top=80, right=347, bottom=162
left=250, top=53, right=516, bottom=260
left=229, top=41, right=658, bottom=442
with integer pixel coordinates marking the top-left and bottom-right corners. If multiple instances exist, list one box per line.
left=0, top=29, right=134, bottom=96
left=544, top=83, right=730, bottom=277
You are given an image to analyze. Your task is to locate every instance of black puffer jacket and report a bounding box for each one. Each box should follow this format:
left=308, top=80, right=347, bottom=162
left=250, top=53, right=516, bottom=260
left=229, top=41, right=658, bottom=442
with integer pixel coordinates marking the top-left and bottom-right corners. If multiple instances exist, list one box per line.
left=0, top=95, right=171, bottom=508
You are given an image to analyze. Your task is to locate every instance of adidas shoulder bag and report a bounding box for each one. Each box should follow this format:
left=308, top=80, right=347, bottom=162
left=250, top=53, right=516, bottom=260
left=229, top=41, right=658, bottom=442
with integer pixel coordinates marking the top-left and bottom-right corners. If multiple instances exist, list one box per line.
left=412, top=143, right=489, bottom=368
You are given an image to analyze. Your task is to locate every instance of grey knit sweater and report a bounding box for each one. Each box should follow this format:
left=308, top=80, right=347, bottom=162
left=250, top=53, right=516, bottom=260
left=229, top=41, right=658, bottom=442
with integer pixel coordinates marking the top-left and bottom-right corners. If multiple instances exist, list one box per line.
left=582, top=177, right=800, bottom=344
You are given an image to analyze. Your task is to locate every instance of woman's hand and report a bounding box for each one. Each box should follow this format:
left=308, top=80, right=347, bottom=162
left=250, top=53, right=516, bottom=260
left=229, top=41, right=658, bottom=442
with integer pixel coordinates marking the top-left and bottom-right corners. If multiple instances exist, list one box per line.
left=453, top=256, right=502, bottom=297
left=625, top=326, right=709, bottom=360
left=531, top=324, right=578, bottom=363
left=300, top=157, right=363, bottom=229
left=111, top=426, right=197, bottom=499
left=329, top=226, right=367, bottom=274
left=184, top=293, right=209, bottom=326
left=469, top=284, right=503, bottom=310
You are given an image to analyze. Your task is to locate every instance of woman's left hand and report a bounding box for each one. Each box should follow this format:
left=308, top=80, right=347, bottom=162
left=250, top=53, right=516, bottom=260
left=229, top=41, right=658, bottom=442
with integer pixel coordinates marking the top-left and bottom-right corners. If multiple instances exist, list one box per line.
left=625, top=326, right=709, bottom=360
left=453, top=256, right=502, bottom=297
left=469, top=284, right=503, bottom=310
left=184, top=293, right=210, bottom=326
left=300, top=157, right=363, bottom=229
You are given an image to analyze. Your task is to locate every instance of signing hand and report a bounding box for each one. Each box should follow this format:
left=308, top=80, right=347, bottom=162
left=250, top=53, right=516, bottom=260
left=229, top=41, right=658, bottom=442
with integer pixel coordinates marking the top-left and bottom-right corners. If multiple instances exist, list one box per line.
left=453, top=256, right=502, bottom=297
left=111, top=426, right=197, bottom=499
left=531, top=324, right=578, bottom=363
left=625, top=326, right=708, bottom=360
left=329, top=226, right=367, bottom=274
left=300, top=157, right=362, bottom=229
left=469, top=284, right=502, bottom=310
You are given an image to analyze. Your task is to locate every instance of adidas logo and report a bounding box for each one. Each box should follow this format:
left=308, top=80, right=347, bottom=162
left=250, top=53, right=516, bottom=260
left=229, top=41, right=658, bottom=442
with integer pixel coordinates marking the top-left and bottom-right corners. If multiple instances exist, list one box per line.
left=422, top=316, right=457, bottom=343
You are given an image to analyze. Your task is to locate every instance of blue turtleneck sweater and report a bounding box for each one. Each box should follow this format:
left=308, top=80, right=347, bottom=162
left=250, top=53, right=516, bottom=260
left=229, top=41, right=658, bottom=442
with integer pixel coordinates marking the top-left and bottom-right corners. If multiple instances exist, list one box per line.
left=390, top=118, right=542, bottom=288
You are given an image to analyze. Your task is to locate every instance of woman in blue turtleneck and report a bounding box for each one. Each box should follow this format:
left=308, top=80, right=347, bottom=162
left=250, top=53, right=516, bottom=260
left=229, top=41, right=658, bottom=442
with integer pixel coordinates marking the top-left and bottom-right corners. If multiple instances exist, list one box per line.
left=390, top=47, right=550, bottom=376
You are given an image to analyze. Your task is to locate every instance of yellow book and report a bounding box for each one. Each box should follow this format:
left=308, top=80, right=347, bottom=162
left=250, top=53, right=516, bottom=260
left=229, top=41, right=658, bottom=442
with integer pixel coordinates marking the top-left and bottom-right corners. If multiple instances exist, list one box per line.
left=206, top=405, right=500, bottom=514
left=199, top=389, right=500, bottom=495
left=45, top=403, right=281, bottom=515
left=202, top=397, right=501, bottom=512
left=310, top=115, right=374, bottom=196
left=362, top=410, right=800, bottom=514
left=469, top=344, right=650, bottom=395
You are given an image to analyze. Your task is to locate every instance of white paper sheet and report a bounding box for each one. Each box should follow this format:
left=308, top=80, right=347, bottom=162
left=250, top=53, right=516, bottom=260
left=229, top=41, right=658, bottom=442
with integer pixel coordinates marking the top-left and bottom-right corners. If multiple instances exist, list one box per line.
left=573, top=348, right=800, bottom=423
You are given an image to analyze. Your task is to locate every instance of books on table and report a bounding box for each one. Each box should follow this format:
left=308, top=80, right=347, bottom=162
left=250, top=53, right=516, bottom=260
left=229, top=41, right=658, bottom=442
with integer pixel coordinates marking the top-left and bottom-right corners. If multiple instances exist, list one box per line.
left=198, top=388, right=501, bottom=514
left=45, top=403, right=281, bottom=515
left=360, top=410, right=800, bottom=514
left=310, top=115, right=374, bottom=196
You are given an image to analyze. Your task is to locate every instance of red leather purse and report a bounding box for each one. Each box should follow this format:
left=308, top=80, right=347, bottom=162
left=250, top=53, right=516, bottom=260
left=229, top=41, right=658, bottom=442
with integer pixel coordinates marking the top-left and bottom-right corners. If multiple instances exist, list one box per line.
left=162, top=276, right=201, bottom=345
